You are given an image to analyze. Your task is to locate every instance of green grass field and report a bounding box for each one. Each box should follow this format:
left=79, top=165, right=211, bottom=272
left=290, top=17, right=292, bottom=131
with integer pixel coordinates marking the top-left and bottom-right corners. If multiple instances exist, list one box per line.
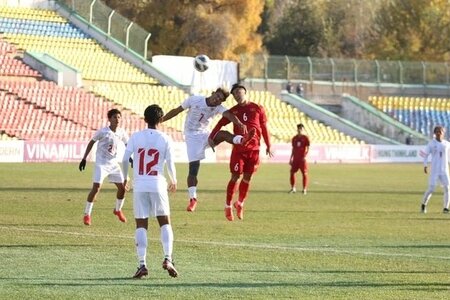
left=1, top=162, right=449, bottom=299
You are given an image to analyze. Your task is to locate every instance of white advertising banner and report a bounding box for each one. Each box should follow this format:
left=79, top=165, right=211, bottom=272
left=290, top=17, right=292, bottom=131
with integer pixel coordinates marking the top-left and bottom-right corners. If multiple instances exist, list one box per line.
left=24, top=141, right=87, bottom=162
left=371, top=145, right=425, bottom=163
left=0, top=141, right=429, bottom=164
left=0, top=140, right=24, bottom=162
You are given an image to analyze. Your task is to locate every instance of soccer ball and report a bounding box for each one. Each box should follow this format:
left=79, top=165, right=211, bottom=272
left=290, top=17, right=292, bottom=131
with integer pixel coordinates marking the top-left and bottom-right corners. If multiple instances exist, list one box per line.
left=193, top=54, right=210, bottom=72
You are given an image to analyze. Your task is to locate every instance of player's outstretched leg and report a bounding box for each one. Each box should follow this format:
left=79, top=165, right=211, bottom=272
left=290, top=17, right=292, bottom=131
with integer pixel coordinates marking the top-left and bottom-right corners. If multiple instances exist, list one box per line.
left=241, top=127, right=256, bottom=146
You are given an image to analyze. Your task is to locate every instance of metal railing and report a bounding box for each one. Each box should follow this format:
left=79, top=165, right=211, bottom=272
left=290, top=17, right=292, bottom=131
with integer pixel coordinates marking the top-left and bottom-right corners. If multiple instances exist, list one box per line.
left=240, top=54, right=450, bottom=86
left=56, top=0, right=151, bottom=59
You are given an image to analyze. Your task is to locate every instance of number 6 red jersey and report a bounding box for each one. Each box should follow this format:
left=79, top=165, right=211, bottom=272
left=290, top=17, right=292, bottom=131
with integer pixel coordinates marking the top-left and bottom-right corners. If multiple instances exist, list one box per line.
left=210, top=102, right=271, bottom=153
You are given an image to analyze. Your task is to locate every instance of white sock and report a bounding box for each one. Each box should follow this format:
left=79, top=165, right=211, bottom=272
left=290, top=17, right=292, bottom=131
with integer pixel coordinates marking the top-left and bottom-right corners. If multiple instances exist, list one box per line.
left=443, top=186, right=449, bottom=209
left=423, top=186, right=434, bottom=205
left=188, top=186, right=197, bottom=199
left=135, top=228, right=147, bottom=266
left=115, top=198, right=125, bottom=211
left=84, top=201, right=94, bottom=215
left=160, top=224, right=173, bottom=260
left=232, top=135, right=243, bottom=144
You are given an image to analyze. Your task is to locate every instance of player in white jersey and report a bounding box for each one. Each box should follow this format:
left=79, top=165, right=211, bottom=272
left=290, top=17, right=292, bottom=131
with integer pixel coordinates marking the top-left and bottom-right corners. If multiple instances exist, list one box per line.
left=122, top=104, right=178, bottom=279
left=163, top=87, right=253, bottom=212
left=421, top=125, right=450, bottom=214
left=79, top=109, right=129, bottom=226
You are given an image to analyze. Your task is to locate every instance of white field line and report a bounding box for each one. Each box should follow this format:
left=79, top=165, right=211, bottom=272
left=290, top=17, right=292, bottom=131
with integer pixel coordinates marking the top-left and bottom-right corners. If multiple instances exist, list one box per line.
left=1, top=226, right=450, bottom=260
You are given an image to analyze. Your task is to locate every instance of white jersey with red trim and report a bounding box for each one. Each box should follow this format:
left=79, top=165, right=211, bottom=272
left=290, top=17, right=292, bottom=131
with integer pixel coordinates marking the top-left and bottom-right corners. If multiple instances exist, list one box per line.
left=92, top=127, right=128, bottom=165
left=181, top=95, right=227, bottom=135
left=125, top=128, right=175, bottom=192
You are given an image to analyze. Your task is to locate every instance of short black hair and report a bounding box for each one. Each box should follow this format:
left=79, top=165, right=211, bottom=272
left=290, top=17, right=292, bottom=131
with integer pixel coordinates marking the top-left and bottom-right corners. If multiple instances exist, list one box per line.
left=230, top=83, right=247, bottom=94
left=107, top=108, right=121, bottom=119
left=297, top=123, right=305, bottom=129
left=144, top=104, right=164, bottom=126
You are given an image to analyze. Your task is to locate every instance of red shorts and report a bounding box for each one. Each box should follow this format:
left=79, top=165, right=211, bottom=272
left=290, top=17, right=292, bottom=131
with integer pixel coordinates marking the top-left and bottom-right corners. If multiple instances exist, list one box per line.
left=229, top=150, right=260, bottom=175
left=291, top=159, right=308, bottom=173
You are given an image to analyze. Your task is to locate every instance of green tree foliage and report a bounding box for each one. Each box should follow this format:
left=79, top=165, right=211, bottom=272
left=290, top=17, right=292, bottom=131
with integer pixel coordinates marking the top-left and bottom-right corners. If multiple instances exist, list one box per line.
left=368, top=0, right=450, bottom=61
left=104, top=0, right=264, bottom=60
left=263, top=1, right=322, bottom=56
left=263, top=0, right=380, bottom=58
left=103, top=0, right=450, bottom=62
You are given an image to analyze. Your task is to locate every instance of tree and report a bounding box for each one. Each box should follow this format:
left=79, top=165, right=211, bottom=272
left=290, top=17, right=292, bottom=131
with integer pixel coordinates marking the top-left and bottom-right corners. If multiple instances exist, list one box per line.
left=104, top=0, right=265, bottom=60
left=367, top=0, right=450, bottom=61
left=264, top=1, right=323, bottom=56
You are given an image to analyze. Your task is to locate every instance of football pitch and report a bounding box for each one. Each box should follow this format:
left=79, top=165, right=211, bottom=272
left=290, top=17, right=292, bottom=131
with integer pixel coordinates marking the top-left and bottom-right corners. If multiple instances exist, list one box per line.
left=1, top=162, right=449, bottom=299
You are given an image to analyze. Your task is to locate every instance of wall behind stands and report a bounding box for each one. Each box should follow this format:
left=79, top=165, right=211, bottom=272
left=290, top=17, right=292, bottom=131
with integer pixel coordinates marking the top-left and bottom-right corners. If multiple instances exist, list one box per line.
left=0, top=141, right=428, bottom=164
left=244, top=79, right=450, bottom=104
left=152, top=55, right=238, bottom=93
left=0, top=0, right=53, bottom=9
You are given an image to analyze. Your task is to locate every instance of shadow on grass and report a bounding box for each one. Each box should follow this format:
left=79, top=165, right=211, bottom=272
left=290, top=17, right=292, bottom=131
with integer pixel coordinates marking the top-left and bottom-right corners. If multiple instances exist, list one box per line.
left=0, top=244, right=121, bottom=248
left=7, top=279, right=450, bottom=290
left=0, top=223, right=80, bottom=227
left=1, top=187, right=425, bottom=196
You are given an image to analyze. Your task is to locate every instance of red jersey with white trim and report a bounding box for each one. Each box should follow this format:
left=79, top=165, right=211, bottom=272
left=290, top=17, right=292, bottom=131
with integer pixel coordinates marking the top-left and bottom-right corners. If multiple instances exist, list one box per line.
left=292, top=134, right=310, bottom=161
left=210, top=102, right=271, bottom=153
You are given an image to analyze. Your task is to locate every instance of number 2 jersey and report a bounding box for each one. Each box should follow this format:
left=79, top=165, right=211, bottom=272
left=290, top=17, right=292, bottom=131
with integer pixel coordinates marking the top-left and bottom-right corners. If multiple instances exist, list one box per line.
left=92, top=127, right=128, bottom=165
left=123, top=128, right=176, bottom=192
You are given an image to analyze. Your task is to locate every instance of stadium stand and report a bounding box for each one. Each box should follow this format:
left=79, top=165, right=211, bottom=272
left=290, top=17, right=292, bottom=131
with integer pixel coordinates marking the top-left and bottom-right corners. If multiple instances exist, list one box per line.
left=369, top=96, right=448, bottom=137
left=0, top=5, right=362, bottom=145
left=249, top=91, right=362, bottom=144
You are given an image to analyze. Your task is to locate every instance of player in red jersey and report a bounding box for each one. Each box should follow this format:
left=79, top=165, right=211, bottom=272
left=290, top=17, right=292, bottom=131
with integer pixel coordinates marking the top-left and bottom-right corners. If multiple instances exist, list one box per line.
left=289, top=123, right=310, bottom=194
left=209, top=83, right=273, bottom=221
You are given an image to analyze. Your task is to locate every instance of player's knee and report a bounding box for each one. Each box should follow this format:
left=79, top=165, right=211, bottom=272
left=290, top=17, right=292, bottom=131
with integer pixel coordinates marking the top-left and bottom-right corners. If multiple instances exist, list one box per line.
left=189, top=161, right=200, bottom=177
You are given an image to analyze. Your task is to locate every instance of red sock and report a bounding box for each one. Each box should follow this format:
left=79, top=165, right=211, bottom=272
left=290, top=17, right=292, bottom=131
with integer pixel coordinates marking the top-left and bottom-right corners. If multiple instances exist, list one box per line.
left=226, top=180, right=238, bottom=206
left=290, top=172, right=295, bottom=187
left=238, top=181, right=250, bottom=203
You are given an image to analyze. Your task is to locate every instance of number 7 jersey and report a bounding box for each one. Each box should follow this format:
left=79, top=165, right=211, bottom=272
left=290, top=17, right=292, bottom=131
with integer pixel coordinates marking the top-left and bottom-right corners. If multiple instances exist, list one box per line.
left=181, top=95, right=227, bottom=135
left=124, top=128, right=176, bottom=192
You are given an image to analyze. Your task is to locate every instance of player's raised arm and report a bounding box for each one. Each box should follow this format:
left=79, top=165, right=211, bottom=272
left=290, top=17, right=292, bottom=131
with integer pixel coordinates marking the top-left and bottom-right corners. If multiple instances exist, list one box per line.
left=162, top=106, right=184, bottom=122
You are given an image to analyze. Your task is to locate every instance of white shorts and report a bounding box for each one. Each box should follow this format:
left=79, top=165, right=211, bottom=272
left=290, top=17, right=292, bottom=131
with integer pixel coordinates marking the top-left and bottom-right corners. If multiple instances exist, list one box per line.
left=133, top=191, right=170, bottom=218
left=185, top=133, right=209, bottom=162
left=429, top=173, right=450, bottom=187
left=93, top=163, right=124, bottom=184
